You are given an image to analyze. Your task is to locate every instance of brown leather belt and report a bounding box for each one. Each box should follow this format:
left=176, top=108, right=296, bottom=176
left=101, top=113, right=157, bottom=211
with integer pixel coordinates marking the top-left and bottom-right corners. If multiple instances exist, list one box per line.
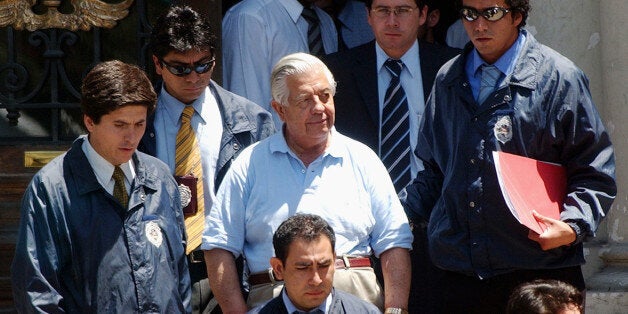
left=248, top=256, right=371, bottom=286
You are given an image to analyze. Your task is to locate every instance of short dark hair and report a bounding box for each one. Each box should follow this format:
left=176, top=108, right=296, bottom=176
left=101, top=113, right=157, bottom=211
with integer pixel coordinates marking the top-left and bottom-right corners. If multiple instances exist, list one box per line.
left=507, top=279, right=583, bottom=314
left=273, top=214, right=336, bottom=263
left=364, top=0, right=424, bottom=10
left=80, top=60, right=156, bottom=124
left=456, top=0, right=530, bottom=29
left=149, top=5, right=216, bottom=59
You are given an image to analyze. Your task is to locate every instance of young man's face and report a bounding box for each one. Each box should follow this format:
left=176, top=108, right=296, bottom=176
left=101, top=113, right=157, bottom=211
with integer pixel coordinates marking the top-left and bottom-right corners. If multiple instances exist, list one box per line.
left=367, top=0, right=427, bottom=59
left=153, top=49, right=214, bottom=104
left=461, top=0, right=522, bottom=64
left=271, top=237, right=336, bottom=311
left=84, top=105, right=147, bottom=166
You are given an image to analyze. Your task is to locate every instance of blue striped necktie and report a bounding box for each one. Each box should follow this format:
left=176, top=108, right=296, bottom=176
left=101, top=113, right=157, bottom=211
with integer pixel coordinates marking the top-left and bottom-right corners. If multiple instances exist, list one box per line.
left=301, top=6, right=324, bottom=57
left=381, top=58, right=411, bottom=193
left=478, top=64, right=501, bottom=104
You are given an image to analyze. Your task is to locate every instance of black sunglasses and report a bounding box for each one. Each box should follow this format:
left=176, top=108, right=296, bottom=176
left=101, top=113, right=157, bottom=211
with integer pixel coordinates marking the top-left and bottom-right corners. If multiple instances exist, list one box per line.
left=160, top=58, right=215, bottom=76
left=460, top=6, right=511, bottom=22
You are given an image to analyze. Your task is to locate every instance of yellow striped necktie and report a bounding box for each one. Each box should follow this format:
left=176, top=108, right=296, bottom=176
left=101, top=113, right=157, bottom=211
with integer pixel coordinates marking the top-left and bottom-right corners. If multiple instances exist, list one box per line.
left=112, top=166, right=128, bottom=209
left=175, top=106, right=205, bottom=254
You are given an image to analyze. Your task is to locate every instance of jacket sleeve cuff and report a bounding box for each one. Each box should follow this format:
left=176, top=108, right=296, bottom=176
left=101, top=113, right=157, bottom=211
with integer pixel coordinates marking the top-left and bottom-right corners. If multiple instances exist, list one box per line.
left=565, top=220, right=588, bottom=245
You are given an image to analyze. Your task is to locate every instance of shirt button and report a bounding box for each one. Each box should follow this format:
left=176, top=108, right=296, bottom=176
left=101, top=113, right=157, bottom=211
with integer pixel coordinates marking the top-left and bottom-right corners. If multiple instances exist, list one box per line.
left=140, top=194, right=146, bottom=201
left=301, top=169, right=306, bottom=174
left=472, top=242, right=478, bottom=247
left=472, top=117, right=478, bottom=122
left=233, top=143, right=240, bottom=151
left=469, top=201, right=475, bottom=208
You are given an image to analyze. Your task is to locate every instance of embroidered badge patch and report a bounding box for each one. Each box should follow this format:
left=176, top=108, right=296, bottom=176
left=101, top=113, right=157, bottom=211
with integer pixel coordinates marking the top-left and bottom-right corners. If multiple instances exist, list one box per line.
left=145, top=221, right=163, bottom=248
left=178, top=183, right=192, bottom=208
left=494, top=115, right=513, bottom=144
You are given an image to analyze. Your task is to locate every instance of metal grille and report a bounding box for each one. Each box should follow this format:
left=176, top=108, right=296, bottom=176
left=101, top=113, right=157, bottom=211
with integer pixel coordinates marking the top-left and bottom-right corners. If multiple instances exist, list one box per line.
left=0, top=0, right=166, bottom=144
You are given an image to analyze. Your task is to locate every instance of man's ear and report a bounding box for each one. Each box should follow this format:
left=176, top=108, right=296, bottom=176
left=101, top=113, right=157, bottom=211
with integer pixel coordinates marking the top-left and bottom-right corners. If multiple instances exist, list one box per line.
left=152, top=55, right=163, bottom=76
left=270, top=257, right=285, bottom=281
left=84, top=114, right=95, bottom=133
left=271, top=100, right=286, bottom=122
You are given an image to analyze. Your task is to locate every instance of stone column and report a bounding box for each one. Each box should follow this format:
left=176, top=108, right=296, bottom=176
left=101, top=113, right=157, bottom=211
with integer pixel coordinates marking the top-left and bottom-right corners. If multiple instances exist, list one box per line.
left=528, top=1, right=627, bottom=312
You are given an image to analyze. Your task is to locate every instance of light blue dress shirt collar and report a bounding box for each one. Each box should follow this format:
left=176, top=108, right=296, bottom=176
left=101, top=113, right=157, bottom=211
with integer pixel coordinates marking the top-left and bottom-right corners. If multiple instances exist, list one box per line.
left=465, top=31, right=526, bottom=99
left=270, top=127, right=344, bottom=163
left=81, top=134, right=135, bottom=193
left=278, top=0, right=303, bottom=24
left=375, top=40, right=420, bottom=79
left=470, top=31, right=527, bottom=78
left=158, top=85, right=210, bottom=126
left=282, top=288, right=331, bottom=313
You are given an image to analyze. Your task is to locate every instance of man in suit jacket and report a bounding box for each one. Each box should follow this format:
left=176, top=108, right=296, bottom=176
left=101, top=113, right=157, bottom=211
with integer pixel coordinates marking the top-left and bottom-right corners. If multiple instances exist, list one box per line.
left=324, top=0, right=459, bottom=312
left=248, top=214, right=381, bottom=314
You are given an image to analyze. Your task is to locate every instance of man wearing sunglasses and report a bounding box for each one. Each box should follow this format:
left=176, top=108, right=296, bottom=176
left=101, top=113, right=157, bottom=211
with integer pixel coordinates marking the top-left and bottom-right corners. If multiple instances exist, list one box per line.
left=139, top=6, right=275, bottom=314
left=403, top=0, right=616, bottom=312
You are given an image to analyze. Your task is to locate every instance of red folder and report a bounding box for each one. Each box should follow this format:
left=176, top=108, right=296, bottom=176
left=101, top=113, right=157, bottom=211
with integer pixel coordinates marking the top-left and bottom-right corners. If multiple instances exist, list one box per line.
left=493, top=151, right=566, bottom=234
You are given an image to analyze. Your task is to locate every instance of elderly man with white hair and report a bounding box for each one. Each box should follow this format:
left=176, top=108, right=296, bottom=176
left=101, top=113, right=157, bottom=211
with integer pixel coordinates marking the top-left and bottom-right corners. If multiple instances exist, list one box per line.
left=202, top=53, right=412, bottom=314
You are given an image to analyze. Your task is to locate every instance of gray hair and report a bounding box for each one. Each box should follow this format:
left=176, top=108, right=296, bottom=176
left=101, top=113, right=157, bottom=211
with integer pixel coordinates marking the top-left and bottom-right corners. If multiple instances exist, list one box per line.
left=270, top=53, right=337, bottom=106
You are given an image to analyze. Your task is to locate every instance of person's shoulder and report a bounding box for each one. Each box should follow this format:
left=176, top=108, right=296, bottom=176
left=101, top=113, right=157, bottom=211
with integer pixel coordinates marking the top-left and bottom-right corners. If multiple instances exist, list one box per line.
left=225, top=0, right=276, bottom=16
left=419, top=40, right=462, bottom=60
left=334, top=130, right=379, bottom=156
left=323, top=40, right=375, bottom=68
left=212, top=82, right=269, bottom=113
left=523, top=35, right=585, bottom=79
left=135, top=151, right=171, bottom=175
left=333, top=289, right=381, bottom=313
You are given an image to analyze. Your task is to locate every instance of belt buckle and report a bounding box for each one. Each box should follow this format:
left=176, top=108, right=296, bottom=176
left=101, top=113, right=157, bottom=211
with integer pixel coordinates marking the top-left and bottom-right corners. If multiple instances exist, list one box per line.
left=342, top=254, right=359, bottom=269
left=189, top=250, right=203, bottom=264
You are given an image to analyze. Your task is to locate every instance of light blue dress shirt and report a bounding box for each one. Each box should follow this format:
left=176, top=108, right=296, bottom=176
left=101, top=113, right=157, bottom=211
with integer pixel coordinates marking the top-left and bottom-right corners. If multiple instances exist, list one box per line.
left=153, top=86, right=224, bottom=208
left=375, top=40, right=425, bottom=176
left=202, top=128, right=413, bottom=273
left=222, top=0, right=338, bottom=127
left=465, top=31, right=526, bottom=101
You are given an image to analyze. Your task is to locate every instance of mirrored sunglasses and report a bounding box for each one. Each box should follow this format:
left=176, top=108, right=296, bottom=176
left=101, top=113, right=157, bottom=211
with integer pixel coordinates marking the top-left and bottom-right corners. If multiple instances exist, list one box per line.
left=460, top=6, right=511, bottom=22
left=160, top=58, right=215, bottom=76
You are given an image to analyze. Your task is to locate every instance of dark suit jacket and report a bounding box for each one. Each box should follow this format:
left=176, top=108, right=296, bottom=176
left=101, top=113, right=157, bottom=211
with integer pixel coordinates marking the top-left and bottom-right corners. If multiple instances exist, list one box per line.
left=324, top=40, right=460, bottom=152
left=248, top=289, right=381, bottom=314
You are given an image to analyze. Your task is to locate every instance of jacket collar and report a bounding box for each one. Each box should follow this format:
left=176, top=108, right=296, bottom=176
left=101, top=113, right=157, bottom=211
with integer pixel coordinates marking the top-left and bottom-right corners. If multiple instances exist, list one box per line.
left=67, top=136, right=158, bottom=196
left=443, top=30, right=540, bottom=91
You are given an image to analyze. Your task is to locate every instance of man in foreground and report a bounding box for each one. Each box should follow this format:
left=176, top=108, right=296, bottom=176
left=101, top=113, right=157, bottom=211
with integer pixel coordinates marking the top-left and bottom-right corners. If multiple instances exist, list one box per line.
left=249, top=214, right=381, bottom=313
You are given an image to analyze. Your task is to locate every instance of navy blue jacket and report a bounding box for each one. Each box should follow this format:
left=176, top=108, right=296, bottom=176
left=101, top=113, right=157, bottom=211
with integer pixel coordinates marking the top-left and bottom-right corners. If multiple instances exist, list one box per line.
left=248, top=289, right=381, bottom=314
left=403, top=31, right=616, bottom=279
left=11, top=136, right=191, bottom=313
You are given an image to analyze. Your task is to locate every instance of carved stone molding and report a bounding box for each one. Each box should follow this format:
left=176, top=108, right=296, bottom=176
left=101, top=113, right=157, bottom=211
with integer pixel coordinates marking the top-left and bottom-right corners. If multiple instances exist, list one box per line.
left=0, top=0, right=134, bottom=31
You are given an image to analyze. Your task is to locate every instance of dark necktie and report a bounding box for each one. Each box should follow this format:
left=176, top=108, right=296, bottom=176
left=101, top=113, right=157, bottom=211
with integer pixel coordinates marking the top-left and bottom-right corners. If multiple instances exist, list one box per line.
left=301, top=6, right=324, bottom=57
left=112, top=166, right=128, bottom=209
left=381, top=59, right=411, bottom=193
left=478, top=64, right=501, bottom=104
left=175, top=106, right=205, bottom=254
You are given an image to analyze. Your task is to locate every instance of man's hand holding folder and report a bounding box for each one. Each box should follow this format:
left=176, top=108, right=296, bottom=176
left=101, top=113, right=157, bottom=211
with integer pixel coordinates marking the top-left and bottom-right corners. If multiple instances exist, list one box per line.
left=493, top=151, right=576, bottom=250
